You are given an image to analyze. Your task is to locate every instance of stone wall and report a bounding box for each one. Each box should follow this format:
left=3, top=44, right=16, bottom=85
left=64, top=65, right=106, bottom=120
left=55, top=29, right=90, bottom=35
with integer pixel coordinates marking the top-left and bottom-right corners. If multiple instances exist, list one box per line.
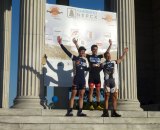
left=152, top=0, right=160, bottom=104
left=135, top=0, right=155, bottom=105
left=135, top=0, right=160, bottom=105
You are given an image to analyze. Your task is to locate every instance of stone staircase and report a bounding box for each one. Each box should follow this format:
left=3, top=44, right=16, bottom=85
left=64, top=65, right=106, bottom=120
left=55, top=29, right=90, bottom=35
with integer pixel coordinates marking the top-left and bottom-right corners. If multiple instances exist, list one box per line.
left=0, top=109, right=160, bottom=130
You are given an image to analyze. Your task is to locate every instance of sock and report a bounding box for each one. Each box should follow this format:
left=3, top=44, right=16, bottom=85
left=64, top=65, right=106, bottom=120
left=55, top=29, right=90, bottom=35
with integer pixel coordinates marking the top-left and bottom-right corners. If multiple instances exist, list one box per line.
left=78, top=108, right=82, bottom=113
left=112, top=109, right=116, bottom=114
left=103, top=109, right=108, bottom=114
left=67, top=108, right=73, bottom=113
left=89, top=102, right=93, bottom=106
left=97, top=102, right=100, bottom=106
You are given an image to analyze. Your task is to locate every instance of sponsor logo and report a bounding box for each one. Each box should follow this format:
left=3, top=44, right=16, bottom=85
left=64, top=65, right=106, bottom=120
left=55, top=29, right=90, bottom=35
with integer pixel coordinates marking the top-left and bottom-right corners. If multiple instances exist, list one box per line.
left=67, top=8, right=97, bottom=21
left=90, top=57, right=101, bottom=63
left=47, top=6, right=63, bottom=16
left=67, top=8, right=76, bottom=18
left=102, top=14, right=113, bottom=22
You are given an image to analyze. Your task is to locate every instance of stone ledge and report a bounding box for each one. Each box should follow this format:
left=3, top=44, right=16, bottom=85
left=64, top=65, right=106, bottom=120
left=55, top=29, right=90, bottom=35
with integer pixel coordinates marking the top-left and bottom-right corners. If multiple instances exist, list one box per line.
left=0, top=123, right=160, bottom=130
left=0, top=116, right=160, bottom=124
left=0, top=109, right=160, bottom=118
left=0, top=109, right=42, bottom=116
left=148, top=111, right=160, bottom=117
left=0, top=109, right=149, bottom=117
left=42, top=110, right=148, bottom=118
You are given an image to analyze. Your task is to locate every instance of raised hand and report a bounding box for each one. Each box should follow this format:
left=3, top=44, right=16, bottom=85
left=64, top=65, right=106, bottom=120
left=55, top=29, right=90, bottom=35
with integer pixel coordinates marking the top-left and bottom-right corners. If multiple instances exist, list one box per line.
left=57, top=36, right=62, bottom=45
left=124, top=47, right=128, bottom=53
left=72, top=38, right=78, bottom=44
left=109, top=39, right=112, bottom=45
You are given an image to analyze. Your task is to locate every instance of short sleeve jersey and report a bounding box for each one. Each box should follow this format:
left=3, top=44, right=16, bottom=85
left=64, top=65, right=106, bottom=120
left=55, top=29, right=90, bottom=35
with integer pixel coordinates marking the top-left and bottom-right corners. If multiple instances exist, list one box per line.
left=86, top=54, right=103, bottom=74
left=72, top=56, right=88, bottom=78
left=101, top=60, right=117, bottom=80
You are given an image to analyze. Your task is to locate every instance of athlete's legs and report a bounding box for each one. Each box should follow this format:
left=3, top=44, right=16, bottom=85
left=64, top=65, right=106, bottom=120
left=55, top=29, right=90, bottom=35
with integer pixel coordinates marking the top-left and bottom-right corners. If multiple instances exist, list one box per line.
left=105, top=92, right=110, bottom=109
left=112, top=91, right=118, bottom=110
left=66, top=87, right=77, bottom=116
left=79, top=89, right=85, bottom=109
left=101, top=82, right=110, bottom=117
left=69, top=89, right=77, bottom=108
left=89, top=83, right=94, bottom=103
left=95, top=83, right=103, bottom=110
left=111, top=88, right=121, bottom=117
left=95, top=83, right=101, bottom=102
left=77, top=87, right=87, bottom=116
left=101, top=91, right=110, bottom=117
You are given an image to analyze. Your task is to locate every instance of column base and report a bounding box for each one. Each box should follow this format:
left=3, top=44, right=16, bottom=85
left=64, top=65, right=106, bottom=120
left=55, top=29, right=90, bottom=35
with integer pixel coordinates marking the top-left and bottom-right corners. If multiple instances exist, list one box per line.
left=117, top=99, right=142, bottom=111
left=12, top=96, right=44, bottom=109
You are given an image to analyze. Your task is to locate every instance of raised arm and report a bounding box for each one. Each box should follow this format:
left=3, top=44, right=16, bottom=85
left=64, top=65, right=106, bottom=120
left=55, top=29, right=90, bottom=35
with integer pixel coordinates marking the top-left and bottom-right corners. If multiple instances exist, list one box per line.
left=72, top=38, right=88, bottom=57
left=116, top=47, right=128, bottom=64
left=72, top=38, right=79, bottom=50
left=57, top=36, right=75, bottom=59
left=106, top=39, right=112, bottom=53
left=100, top=39, right=112, bottom=57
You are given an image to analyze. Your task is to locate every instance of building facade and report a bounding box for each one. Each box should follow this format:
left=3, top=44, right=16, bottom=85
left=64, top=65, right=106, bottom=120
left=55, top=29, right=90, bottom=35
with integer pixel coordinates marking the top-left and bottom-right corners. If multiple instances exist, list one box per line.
left=0, top=0, right=160, bottom=110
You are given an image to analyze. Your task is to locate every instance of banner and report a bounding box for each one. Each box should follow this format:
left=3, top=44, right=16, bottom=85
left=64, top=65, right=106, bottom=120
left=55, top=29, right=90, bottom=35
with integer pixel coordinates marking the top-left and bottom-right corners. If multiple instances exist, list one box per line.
left=44, top=4, right=117, bottom=87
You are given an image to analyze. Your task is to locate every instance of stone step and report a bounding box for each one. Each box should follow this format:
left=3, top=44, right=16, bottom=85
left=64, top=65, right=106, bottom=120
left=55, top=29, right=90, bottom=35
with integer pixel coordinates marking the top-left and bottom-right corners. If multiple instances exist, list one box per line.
left=0, top=109, right=160, bottom=130
left=0, top=123, right=160, bottom=130
left=0, top=116, right=160, bottom=124
left=0, top=109, right=160, bottom=118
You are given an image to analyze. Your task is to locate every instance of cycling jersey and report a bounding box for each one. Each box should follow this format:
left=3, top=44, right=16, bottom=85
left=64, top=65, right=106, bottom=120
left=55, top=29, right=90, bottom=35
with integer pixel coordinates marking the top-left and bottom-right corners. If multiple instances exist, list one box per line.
left=60, top=44, right=89, bottom=90
left=86, top=54, right=103, bottom=85
left=101, top=60, right=118, bottom=93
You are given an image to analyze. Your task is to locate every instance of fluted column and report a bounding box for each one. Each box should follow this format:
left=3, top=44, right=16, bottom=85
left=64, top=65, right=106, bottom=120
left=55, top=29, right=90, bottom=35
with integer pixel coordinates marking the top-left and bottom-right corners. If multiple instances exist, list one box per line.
left=0, top=0, right=12, bottom=108
left=117, top=0, right=141, bottom=110
left=13, top=0, right=46, bottom=108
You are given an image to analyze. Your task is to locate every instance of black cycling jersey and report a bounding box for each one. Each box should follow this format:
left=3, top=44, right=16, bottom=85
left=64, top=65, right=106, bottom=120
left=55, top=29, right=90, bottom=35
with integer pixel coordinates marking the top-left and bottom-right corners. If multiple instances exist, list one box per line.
left=86, top=54, right=103, bottom=73
left=86, top=54, right=103, bottom=84
left=60, top=44, right=89, bottom=88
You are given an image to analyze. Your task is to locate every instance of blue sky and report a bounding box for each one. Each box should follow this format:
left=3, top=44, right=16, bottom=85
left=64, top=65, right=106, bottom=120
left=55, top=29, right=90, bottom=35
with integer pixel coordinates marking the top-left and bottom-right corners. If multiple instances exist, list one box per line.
left=10, top=0, right=105, bottom=107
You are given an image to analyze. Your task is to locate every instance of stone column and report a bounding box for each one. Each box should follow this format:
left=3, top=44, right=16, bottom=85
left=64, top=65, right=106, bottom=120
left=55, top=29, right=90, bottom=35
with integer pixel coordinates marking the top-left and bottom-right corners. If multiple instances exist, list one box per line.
left=116, top=0, right=141, bottom=110
left=0, top=0, right=12, bottom=108
left=13, top=0, right=46, bottom=108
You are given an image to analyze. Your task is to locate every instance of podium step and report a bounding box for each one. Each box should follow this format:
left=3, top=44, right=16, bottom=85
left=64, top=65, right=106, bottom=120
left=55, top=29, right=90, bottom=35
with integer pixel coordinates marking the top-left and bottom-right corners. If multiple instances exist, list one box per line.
left=0, top=109, right=159, bottom=130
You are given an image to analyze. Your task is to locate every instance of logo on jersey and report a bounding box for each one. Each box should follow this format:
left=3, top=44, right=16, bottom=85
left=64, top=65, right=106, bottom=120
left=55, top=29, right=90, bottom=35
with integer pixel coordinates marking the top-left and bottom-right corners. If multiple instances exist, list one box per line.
left=76, top=59, right=87, bottom=68
left=89, top=57, right=101, bottom=63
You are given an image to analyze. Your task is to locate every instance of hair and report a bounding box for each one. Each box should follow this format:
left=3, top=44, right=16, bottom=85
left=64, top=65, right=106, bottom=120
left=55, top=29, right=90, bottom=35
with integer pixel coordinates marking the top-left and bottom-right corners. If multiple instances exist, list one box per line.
left=104, top=51, right=110, bottom=57
left=91, top=44, right=98, bottom=51
left=78, top=46, right=86, bottom=52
